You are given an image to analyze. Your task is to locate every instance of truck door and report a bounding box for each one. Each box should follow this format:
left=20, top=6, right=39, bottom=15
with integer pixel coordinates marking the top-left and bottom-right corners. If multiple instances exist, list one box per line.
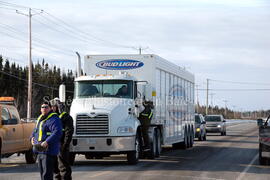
left=8, top=106, right=24, bottom=150
left=1, top=107, right=12, bottom=152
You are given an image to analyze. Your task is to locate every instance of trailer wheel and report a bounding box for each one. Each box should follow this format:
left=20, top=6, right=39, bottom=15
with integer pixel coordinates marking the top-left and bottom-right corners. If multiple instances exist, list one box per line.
left=259, top=143, right=268, bottom=165
left=25, top=148, right=37, bottom=164
left=177, top=128, right=188, bottom=149
left=155, top=129, right=161, bottom=158
left=69, top=153, right=76, bottom=166
left=187, top=128, right=191, bottom=148
left=127, top=133, right=140, bottom=164
left=190, top=128, right=194, bottom=147
left=148, top=130, right=157, bottom=159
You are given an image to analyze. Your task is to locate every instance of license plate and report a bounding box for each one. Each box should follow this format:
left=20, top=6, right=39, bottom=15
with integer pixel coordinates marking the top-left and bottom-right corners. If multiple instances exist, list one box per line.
left=88, top=139, right=96, bottom=144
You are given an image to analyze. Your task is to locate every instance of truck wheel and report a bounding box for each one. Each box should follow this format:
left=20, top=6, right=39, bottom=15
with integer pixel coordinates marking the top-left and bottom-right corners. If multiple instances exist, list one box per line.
left=178, top=129, right=188, bottom=149
left=187, top=129, right=191, bottom=148
left=155, top=129, right=161, bottom=158
left=127, top=134, right=140, bottom=164
left=148, top=130, right=157, bottom=159
left=259, top=143, right=268, bottom=165
left=25, top=149, right=37, bottom=164
left=190, top=129, right=194, bottom=147
left=69, top=153, right=76, bottom=166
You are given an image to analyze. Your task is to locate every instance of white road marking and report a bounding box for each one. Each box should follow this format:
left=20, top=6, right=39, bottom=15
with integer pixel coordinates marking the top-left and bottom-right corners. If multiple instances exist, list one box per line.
left=236, top=153, right=259, bottom=180
left=142, top=173, right=225, bottom=180
left=88, top=171, right=112, bottom=178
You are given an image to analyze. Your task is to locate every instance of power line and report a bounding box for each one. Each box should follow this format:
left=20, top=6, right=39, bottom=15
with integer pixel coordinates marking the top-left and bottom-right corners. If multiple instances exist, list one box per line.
left=197, top=88, right=270, bottom=91
left=0, top=69, right=74, bottom=93
left=0, top=1, right=42, bottom=11
left=41, top=10, right=136, bottom=49
left=209, top=79, right=270, bottom=86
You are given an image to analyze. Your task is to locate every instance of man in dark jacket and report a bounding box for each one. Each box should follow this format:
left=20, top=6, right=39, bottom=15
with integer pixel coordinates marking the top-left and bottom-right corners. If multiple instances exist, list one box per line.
left=138, top=101, right=154, bottom=148
left=51, top=98, right=74, bottom=180
left=31, top=101, right=62, bottom=180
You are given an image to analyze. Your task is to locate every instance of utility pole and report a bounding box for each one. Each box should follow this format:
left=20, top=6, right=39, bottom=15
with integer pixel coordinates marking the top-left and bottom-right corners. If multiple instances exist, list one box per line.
left=210, top=93, right=215, bottom=114
left=223, top=100, right=228, bottom=118
left=16, top=8, right=43, bottom=120
left=232, top=105, right=236, bottom=119
left=206, top=79, right=209, bottom=115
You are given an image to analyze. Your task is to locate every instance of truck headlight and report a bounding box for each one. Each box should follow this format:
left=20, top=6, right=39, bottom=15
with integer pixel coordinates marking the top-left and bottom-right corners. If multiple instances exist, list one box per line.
left=117, top=126, right=134, bottom=133
left=217, top=125, right=221, bottom=128
left=196, top=128, right=200, bottom=132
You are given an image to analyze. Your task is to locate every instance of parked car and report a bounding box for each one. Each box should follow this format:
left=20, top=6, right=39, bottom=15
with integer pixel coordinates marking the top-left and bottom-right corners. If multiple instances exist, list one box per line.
left=258, top=115, right=270, bottom=165
left=195, top=114, right=207, bottom=141
left=205, top=115, right=226, bottom=136
left=0, top=97, right=36, bottom=164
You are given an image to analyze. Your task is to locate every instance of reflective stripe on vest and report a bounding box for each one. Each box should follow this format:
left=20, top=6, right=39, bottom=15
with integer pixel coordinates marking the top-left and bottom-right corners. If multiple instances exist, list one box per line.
left=59, top=112, right=67, bottom=119
left=141, top=112, right=153, bottom=119
left=149, top=112, right=153, bottom=119
left=37, top=113, right=58, bottom=141
left=59, top=112, right=67, bottom=131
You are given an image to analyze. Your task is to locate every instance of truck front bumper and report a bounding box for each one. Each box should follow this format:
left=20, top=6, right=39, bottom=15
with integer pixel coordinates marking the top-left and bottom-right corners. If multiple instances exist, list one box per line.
left=70, top=136, right=135, bottom=152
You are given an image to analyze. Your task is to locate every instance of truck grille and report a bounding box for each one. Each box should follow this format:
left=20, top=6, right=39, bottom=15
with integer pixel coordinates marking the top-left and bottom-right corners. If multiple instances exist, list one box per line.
left=76, top=114, right=109, bottom=135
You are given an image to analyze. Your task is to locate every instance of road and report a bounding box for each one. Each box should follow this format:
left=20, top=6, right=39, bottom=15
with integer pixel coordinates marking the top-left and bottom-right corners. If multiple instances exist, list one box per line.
left=1, top=121, right=270, bottom=180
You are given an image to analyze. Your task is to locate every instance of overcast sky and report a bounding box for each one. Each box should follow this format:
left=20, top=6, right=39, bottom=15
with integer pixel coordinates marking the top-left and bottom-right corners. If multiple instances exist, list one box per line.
left=1, top=0, right=270, bottom=111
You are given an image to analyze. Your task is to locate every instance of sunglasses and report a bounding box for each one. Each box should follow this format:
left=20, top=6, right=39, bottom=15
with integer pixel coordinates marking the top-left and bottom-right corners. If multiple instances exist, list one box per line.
left=41, top=106, right=49, bottom=109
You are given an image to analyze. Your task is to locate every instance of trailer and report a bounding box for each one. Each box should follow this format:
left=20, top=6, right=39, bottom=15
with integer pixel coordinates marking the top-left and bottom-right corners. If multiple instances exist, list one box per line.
left=68, top=54, right=195, bottom=164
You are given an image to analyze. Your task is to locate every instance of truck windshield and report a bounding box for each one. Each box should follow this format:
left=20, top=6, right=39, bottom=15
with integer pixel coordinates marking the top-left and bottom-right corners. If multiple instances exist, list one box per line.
left=75, top=80, right=133, bottom=99
left=205, top=116, right=221, bottom=122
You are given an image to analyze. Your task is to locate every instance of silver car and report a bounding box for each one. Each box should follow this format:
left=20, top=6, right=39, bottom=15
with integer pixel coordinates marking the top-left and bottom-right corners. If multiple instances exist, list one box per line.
left=205, top=115, right=226, bottom=136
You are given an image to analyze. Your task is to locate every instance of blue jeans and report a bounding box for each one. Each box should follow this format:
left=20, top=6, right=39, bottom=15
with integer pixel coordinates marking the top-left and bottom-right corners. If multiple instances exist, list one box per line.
left=37, top=154, right=57, bottom=180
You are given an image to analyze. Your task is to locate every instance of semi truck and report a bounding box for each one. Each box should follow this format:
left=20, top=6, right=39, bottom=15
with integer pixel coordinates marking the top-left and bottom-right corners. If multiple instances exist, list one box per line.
left=66, top=54, right=195, bottom=164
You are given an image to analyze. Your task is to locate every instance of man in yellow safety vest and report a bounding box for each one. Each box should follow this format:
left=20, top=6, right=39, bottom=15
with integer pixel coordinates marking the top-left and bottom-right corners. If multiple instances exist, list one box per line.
left=31, top=101, right=62, bottom=180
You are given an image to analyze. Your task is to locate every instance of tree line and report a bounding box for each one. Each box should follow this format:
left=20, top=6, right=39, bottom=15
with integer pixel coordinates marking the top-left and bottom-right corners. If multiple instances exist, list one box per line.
left=0, top=55, right=74, bottom=118
left=196, top=104, right=270, bottom=119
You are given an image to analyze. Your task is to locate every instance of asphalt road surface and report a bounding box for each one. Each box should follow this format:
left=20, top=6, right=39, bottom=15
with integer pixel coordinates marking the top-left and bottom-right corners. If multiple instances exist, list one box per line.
left=1, top=121, right=270, bottom=180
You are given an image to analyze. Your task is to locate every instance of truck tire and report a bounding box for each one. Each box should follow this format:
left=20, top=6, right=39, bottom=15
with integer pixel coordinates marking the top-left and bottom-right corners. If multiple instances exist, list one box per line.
left=259, top=143, right=268, bottom=165
left=127, top=134, right=140, bottom=164
left=148, top=130, right=157, bottom=159
left=174, top=129, right=188, bottom=149
left=155, top=129, right=161, bottom=158
left=190, top=129, right=194, bottom=147
left=187, top=129, right=191, bottom=148
left=69, top=153, right=76, bottom=166
left=25, top=149, right=37, bottom=164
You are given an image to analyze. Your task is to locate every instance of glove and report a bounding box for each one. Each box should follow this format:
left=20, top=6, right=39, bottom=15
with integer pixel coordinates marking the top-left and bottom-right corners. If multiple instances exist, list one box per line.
left=33, top=143, right=48, bottom=152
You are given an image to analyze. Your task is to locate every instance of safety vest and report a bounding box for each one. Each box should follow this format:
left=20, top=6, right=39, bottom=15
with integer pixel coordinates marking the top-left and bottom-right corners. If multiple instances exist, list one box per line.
left=140, top=111, right=153, bottom=119
left=35, top=113, right=58, bottom=141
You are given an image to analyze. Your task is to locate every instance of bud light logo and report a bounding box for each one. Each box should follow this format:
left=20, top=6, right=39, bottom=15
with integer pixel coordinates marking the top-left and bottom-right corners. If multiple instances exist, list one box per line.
left=96, top=59, right=144, bottom=70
